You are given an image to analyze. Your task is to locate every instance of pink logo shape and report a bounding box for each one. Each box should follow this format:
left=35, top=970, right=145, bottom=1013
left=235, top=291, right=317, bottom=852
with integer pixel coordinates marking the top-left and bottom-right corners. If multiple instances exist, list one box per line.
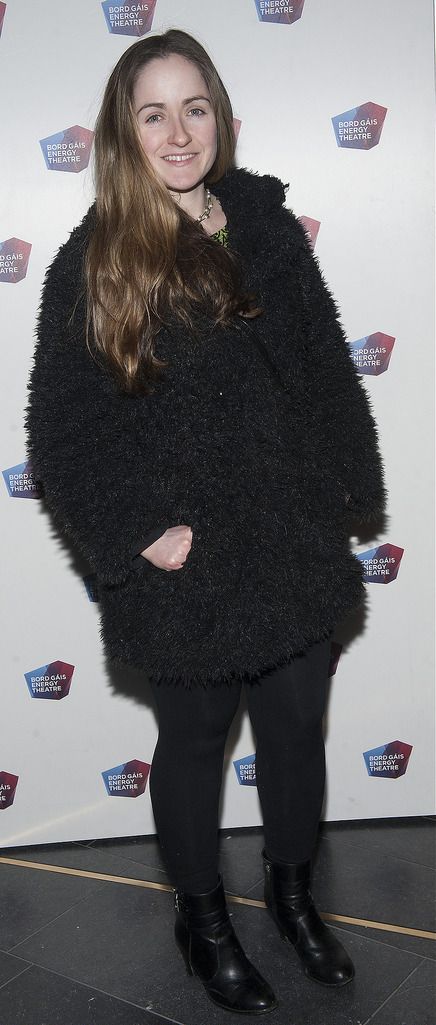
left=0, top=3, right=6, bottom=37
left=2, top=459, right=41, bottom=497
left=102, top=758, right=151, bottom=797
left=0, top=771, right=19, bottom=810
left=233, top=118, right=242, bottom=142
left=363, top=741, right=413, bottom=779
left=254, top=0, right=305, bottom=25
left=298, top=216, right=320, bottom=249
left=0, top=238, right=32, bottom=283
left=350, top=332, right=395, bottom=376
left=357, top=543, right=404, bottom=584
left=332, top=102, right=388, bottom=150
left=39, top=126, right=94, bottom=173
left=101, top=1, right=156, bottom=36
left=24, top=661, right=75, bottom=700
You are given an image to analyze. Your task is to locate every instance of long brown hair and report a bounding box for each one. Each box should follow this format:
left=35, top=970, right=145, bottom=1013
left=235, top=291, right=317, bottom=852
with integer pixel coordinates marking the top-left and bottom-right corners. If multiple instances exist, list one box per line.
left=85, top=28, right=262, bottom=395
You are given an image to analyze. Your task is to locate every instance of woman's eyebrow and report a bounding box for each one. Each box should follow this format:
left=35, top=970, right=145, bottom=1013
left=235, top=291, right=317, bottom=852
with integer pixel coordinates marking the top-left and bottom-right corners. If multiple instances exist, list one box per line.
left=136, top=95, right=211, bottom=115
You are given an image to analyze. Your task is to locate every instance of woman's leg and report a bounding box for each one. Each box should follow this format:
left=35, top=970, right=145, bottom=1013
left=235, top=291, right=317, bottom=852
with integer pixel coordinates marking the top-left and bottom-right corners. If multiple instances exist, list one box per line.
left=148, top=679, right=242, bottom=892
left=149, top=678, right=277, bottom=1013
left=244, top=636, right=332, bottom=862
left=246, top=637, right=354, bottom=986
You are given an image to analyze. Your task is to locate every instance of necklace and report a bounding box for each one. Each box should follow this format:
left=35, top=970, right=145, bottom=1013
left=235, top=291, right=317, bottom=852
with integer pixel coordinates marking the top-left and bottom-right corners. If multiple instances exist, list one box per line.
left=173, top=187, right=214, bottom=223
left=196, top=188, right=213, bottom=223
left=175, top=188, right=212, bottom=222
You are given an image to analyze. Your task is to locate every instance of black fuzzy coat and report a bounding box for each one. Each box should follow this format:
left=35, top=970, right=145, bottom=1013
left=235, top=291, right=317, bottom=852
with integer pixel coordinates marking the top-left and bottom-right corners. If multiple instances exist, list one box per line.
left=25, top=166, right=387, bottom=687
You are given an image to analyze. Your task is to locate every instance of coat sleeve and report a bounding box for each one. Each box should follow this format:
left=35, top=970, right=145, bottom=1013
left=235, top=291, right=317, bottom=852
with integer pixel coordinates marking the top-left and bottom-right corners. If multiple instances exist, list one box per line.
left=130, top=523, right=169, bottom=570
left=279, top=206, right=388, bottom=525
left=24, top=239, right=171, bottom=587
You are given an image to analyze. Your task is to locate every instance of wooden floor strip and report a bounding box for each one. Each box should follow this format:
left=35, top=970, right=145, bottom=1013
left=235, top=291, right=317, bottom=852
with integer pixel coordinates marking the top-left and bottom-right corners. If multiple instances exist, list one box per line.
left=0, top=855, right=434, bottom=942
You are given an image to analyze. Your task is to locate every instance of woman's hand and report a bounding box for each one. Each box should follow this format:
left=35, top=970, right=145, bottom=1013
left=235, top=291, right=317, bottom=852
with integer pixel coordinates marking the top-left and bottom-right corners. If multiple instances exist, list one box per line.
left=140, top=525, right=193, bottom=571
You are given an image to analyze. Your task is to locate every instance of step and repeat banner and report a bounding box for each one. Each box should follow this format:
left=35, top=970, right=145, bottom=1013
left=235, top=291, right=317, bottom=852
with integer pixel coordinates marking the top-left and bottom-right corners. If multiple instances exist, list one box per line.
left=1, top=0, right=434, bottom=846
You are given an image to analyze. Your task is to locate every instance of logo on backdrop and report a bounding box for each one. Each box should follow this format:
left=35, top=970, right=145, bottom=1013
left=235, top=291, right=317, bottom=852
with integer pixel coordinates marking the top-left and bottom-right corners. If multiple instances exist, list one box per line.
left=0, top=3, right=6, bottom=37
left=102, top=759, right=151, bottom=797
left=298, top=216, right=319, bottom=249
left=101, top=1, right=156, bottom=36
left=24, top=661, right=75, bottom=700
left=254, top=0, right=305, bottom=25
left=0, top=240, right=32, bottom=283
left=2, top=461, right=40, bottom=497
left=233, top=754, right=257, bottom=786
left=39, top=126, right=94, bottom=173
left=356, top=543, right=404, bottom=583
left=332, top=102, right=388, bottom=149
left=363, top=741, right=413, bottom=779
left=83, top=574, right=99, bottom=603
left=349, top=333, right=395, bottom=376
left=0, top=771, right=19, bottom=810
left=329, top=641, right=342, bottom=677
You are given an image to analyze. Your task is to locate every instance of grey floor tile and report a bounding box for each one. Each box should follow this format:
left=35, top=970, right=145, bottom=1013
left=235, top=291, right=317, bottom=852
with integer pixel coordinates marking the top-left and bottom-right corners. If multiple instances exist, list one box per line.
left=3, top=841, right=168, bottom=885
left=0, top=964, right=181, bottom=1025
left=87, top=834, right=168, bottom=874
left=0, top=949, right=31, bottom=988
left=326, top=920, right=436, bottom=962
left=0, top=861, right=104, bottom=949
left=10, top=880, right=425, bottom=1025
left=314, top=834, right=435, bottom=933
left=319, top=817, right=436, bottom=870
left=363, top=957, right=436, bottom=1025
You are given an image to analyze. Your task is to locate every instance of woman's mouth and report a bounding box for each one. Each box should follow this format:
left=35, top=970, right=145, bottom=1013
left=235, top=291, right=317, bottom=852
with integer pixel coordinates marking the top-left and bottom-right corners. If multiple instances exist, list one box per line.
left=162, top=153, right=197, bottom=164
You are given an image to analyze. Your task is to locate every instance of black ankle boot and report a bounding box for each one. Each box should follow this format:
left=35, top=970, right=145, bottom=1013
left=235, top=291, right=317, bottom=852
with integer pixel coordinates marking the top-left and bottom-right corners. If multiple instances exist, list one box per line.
left=174, top=874, right=278, bottom=1013
left=262, top=849, right=354, bottom=986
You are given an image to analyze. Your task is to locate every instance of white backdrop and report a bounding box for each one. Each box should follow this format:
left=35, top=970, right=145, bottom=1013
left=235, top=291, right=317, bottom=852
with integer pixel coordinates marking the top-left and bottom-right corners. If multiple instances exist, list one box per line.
left=0, top=0, right=434, bottom=847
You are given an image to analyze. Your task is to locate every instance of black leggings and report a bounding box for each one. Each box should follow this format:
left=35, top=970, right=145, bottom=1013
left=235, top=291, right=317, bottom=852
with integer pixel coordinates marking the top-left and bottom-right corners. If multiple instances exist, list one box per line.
left=148, top=635, right=332, bottom=892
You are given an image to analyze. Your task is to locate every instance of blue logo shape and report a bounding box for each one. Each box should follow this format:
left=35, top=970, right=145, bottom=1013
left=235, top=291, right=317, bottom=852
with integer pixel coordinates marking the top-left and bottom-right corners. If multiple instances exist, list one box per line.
left=2, top=460, right=40, bottom=498
left=101, top=1, right=155, bottom=37
left=233, top=754, right=256, bottom=786
left=83, top=574, right=99, bottom=603
left=332, top=102, right=387, bottom=150
left=39, top=126, right=93, bottom=174
left=363, top=741, right=413, bottom=779
left=349, top=332, right=395, bottom=376
left=356, top=544, right=404, bottom=583
left=102, top=758, right=150, bottom=797
left=24, top=660, right=74, bottom=700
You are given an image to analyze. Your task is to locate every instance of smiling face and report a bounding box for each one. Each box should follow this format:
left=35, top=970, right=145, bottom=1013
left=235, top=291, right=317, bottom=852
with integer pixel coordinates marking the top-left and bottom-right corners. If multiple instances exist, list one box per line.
left=133, top=54, right=218, bottom=197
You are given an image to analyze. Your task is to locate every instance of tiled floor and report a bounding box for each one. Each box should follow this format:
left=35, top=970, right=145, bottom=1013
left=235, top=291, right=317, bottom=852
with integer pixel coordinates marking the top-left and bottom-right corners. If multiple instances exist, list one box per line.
left=0, top=817, right=434, bottom=1024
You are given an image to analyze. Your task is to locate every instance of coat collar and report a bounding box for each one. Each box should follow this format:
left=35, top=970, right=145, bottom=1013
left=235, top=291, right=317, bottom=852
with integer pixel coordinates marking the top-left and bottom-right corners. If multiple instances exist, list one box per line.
left=211, top=165, right=289, bottom=265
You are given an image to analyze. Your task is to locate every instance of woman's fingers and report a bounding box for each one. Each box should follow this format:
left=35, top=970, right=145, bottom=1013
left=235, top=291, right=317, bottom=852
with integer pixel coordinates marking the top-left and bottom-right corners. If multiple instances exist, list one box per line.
left=141, top=523, right=193, bottom=570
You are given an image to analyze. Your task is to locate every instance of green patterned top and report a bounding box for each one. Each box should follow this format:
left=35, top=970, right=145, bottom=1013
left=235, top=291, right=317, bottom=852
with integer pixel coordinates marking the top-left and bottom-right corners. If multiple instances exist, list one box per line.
left=211, top=223, right=229, bottom=247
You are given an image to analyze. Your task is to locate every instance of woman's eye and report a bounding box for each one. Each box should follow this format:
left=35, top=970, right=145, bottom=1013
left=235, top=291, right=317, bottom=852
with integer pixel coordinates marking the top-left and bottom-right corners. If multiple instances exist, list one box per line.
left=145, top=108, right=206, bottom=125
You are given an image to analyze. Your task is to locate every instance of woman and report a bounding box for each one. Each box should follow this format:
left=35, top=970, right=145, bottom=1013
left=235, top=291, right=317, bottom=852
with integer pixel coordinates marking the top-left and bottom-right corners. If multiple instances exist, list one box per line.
left=25, top=29, right=387, bottom=1015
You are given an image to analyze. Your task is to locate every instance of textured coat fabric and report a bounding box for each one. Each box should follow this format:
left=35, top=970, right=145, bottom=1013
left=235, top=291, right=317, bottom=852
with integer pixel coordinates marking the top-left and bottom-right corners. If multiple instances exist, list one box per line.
left=25, top=166, right=387, bottom=687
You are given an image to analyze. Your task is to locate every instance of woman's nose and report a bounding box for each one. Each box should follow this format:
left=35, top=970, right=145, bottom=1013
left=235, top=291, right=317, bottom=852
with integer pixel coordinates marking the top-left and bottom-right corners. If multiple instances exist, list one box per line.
left=166, top=116, right=192, bottom=146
